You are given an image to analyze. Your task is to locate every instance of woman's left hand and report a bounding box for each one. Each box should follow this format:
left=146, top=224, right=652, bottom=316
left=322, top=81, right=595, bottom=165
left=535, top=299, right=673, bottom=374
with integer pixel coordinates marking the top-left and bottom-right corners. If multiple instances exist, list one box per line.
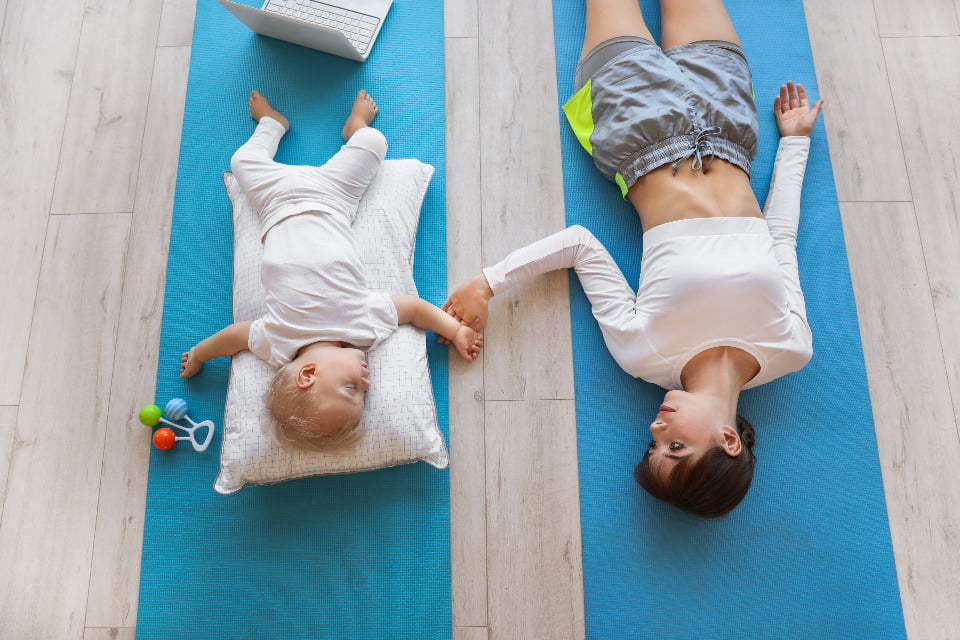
left=774, top=81, right=823, bottom=137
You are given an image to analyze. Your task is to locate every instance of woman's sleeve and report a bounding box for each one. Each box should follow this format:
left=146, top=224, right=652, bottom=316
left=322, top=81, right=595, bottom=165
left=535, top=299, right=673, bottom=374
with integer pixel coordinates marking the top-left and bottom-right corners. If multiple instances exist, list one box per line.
left=763, top=136, right=813, bottom=332
left=482, top=224, right=644, bottom=352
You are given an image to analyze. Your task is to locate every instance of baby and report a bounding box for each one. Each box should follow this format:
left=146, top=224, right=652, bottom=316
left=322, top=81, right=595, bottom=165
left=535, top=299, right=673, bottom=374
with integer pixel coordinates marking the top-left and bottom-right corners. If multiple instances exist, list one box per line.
left=180, top=90, right=482, bottom=451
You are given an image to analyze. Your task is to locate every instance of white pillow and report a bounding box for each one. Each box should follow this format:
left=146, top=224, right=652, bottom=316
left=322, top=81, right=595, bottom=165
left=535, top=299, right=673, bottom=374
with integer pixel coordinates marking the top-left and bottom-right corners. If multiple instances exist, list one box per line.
left=215, top=159, right=448, bottom=495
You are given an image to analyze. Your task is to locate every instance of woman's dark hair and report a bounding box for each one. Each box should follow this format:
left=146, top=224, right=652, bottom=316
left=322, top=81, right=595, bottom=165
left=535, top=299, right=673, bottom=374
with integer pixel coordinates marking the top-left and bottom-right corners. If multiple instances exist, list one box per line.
left=634, top=415, right=757, bottom=518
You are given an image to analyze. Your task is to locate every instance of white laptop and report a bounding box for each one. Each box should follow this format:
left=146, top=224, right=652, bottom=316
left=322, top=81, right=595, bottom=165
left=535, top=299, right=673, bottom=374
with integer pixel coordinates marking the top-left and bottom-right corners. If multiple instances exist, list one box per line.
left=216, top=0, right=393, bottom=62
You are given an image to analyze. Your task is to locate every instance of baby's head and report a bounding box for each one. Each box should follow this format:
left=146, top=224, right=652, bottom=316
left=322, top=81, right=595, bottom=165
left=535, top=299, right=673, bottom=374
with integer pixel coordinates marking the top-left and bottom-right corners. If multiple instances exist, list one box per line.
left=265, top=343, right=371, bottom=451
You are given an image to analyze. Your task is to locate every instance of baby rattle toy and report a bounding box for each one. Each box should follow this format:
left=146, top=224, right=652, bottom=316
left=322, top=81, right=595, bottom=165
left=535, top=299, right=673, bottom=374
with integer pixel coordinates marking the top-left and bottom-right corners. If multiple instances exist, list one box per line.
left=139, top=398, right=215, bottom=452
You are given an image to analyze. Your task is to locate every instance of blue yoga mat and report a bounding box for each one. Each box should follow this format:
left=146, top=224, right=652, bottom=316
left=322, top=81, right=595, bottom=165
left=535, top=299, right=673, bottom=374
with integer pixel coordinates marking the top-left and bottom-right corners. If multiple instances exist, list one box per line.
left=552, top=1, right=906, bottom=638
left=137, top=1, right=449, bottom=637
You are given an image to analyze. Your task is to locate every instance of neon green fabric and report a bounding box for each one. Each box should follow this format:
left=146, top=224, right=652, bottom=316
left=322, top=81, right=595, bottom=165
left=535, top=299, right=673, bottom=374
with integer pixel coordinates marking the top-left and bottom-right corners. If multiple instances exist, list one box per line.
left=614, top=173, right=628, bottom=198
left=561, top=80, right=595, bottom=156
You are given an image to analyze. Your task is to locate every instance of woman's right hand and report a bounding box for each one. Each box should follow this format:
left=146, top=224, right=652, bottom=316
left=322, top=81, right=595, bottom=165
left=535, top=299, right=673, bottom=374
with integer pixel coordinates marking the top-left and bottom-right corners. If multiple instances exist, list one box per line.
left=442, top=274, right=494, bottom=332
left=774, top=81, right=823, bottom=137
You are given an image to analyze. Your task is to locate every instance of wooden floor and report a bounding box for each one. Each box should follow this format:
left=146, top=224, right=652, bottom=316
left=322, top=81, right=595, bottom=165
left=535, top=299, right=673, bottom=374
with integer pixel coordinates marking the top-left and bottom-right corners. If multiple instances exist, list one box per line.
left=1, top=0, right=958, bottom=637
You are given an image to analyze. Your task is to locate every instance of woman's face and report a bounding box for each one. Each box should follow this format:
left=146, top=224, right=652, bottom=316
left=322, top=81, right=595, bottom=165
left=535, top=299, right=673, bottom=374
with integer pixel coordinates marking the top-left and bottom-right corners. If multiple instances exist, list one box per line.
left=646, top=390, right=741, bottom=478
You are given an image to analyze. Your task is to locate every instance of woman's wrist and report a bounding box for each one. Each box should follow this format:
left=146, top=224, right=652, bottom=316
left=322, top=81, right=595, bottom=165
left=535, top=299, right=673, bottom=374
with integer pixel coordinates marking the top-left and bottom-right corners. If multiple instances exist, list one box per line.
left=477, top=271, right=497, bottom=299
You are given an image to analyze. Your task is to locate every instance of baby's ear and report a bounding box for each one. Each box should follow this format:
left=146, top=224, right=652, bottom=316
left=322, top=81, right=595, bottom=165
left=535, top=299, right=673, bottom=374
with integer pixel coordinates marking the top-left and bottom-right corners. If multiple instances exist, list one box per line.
left=295, top=362, right=318, bottom=389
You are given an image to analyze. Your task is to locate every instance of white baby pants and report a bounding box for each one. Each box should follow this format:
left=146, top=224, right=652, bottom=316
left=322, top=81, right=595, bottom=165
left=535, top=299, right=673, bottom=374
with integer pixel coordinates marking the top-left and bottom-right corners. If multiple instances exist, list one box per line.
left=230, top=116, right=388, bottom=239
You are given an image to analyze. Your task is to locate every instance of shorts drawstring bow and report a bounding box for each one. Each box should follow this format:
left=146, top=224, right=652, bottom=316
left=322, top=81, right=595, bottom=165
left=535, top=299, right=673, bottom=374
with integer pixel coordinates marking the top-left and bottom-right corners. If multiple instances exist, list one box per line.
left=671, top=126, right=723, bottom=174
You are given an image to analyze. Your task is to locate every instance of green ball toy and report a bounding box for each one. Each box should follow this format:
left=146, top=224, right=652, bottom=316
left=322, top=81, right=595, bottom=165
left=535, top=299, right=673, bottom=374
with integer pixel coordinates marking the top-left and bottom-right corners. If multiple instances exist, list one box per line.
left=139, top=404, right=163, bottom=427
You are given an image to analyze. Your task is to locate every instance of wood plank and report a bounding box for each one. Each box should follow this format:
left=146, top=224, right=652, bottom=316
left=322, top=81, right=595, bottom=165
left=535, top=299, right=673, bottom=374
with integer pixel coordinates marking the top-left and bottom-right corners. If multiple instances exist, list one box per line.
left=882, top=36, right=960, bottom=433
left=0, top=213, right=130, bottom=638
left=454, top=626, right=489, bottom=640
left=485, top=400, right=585, bottom=640
left=84, top=45, right=192, bottom=630
left=873, top=0, right=960, bottom=36
left=477, top=0, right=575, bottom=402
left=840, top=201, right=960, bottom=640
left=445, top=0, right=478, bottom=39
left=475, top=1, right=583, bottom=636
left=0, top=0, right=85, bottom=404
left=84, top=628, right=136, bottom=640
left=159, top=0, right=198, bottom=47
left=50, top=0, right=164, bottom=214
left=445, top=35, right=489, bottom=628
left=802, top=0, right=911, bottom=201
left=0, top=406, right=17, bottom=513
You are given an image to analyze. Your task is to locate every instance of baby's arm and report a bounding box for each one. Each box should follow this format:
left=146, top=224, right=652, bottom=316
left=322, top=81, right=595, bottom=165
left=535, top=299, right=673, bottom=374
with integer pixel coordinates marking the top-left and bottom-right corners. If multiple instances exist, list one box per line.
left=392, top=296, right=483, bottom=361
left=180, top=321, right=252, bottom=378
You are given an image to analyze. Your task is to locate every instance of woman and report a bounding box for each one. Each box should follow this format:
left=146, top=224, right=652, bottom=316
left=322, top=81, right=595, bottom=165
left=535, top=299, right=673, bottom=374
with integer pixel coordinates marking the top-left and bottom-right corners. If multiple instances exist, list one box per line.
left=444, top=0, right=823, bottom=517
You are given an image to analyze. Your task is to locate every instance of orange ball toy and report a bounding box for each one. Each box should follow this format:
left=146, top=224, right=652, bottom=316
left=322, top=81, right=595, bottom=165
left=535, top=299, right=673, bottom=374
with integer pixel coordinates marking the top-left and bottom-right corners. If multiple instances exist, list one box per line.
left=152, top=427, right=177, bottom=450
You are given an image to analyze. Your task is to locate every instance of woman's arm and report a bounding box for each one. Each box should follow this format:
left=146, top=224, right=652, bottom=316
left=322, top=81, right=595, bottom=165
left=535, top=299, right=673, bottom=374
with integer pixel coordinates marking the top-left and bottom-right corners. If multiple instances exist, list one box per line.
left=765, top=81, right=822, bottom=226
left=488, top=225, right=639, bottom=323
left=180, top=321, right=252, bottom=378
left=763, top=81, right=823, bottom=328
left=392, top=296, right=483, bottom=360
left=446, top=225, right=647, bottom=371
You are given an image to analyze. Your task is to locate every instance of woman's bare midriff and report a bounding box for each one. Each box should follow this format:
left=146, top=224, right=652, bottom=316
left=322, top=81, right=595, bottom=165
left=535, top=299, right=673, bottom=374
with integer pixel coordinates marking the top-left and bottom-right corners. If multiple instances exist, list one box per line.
left=627, top=157, right=762, bottom=232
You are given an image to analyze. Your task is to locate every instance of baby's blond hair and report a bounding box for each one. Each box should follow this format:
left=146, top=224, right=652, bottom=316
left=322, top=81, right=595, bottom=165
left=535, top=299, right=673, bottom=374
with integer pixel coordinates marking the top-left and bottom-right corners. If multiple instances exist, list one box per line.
left=264, top=364, right=364, bottom=452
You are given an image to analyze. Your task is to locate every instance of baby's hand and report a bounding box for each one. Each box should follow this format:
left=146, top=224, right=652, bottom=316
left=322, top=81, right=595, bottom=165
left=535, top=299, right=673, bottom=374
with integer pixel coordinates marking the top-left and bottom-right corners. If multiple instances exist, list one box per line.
left=452, top=325, right=483, bottom=361
left=180, top=347, right=202, bottom=378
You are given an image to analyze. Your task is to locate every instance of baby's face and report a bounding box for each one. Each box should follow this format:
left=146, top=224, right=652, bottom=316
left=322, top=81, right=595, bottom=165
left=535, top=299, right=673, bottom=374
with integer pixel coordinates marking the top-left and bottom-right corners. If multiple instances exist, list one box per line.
left=318, top=345, right=370, bottom=389
left=307, top=346, right=371, bottom=433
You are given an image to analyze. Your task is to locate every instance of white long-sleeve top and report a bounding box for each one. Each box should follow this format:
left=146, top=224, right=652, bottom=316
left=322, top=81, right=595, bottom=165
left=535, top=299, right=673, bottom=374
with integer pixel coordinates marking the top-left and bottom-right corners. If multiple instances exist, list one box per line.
left=482, top=136, right=814, bottom=390
left=247, top=212, right=399, bottom=368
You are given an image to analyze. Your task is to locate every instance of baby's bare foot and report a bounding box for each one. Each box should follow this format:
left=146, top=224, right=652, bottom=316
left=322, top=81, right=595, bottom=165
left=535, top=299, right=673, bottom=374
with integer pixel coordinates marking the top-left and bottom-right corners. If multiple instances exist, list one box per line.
left=248, top=90, right=289, bottom=130
left=342, top=90, right=378, bottom=140
left=442, top=274, right=494, bottom=331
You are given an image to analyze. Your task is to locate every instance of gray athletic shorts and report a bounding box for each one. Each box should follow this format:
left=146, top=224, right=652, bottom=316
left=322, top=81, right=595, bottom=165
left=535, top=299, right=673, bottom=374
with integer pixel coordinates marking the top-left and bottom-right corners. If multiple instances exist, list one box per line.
left=562, top=37, right=759, bottom=197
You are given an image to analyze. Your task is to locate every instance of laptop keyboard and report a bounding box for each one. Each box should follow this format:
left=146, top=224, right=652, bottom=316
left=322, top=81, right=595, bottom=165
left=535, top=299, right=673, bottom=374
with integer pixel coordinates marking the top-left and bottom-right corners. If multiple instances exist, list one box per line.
left=266, top=0, right=380, bottom=53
